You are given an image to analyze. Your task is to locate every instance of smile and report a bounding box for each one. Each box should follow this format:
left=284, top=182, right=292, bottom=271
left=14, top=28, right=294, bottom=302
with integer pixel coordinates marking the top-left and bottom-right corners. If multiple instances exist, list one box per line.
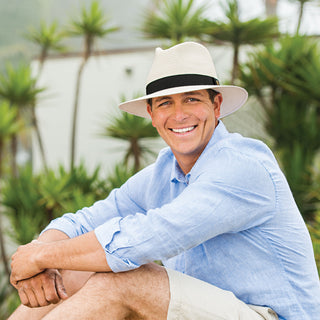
left=170, top=126, right=196, bottom=133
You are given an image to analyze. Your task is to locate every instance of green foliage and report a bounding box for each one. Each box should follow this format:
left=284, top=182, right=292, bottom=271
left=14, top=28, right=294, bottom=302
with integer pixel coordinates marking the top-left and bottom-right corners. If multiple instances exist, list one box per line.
left=203, top=0, right=279, bottom=83
left=0, top=269, right=19, bottom=319
left=66, top=0, right=119, bottom=45
left=240, top=36, right=320, bottom=220
left=0, top=63, right=44, bottom=108
left=103, top=110, right=159, bottom=172
left=106, top=163, right=135, bottom=191
left=287, top=0, right=314, bottom=34
left=204, top=0, right=279, bottom=45
left=1, top=163, right=109, bottom=245
left=0, top=101, right=21, bottom=139
left=308, top=214, right=320, bottom=276
left=141, top=0, right=208, bottom=45
left=25, top=20, right=66, bottom=55
left=67, top=0, right=119, bottom=171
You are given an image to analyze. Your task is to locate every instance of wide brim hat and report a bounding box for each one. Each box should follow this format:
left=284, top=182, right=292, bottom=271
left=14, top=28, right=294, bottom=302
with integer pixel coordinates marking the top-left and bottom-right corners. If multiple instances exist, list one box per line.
left=119, top=42, right=248, bottom=119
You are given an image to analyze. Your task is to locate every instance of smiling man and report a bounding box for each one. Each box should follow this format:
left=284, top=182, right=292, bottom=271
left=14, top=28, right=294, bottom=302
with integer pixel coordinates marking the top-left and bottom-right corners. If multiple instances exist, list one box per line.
left=9, top=42, right=320, bottom=320
left=147, top=90, right=222, bottom=174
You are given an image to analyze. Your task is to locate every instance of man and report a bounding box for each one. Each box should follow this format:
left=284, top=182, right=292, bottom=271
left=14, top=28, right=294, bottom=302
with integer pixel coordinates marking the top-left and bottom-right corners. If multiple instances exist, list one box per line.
left=10, top=42, right=320, bottom=319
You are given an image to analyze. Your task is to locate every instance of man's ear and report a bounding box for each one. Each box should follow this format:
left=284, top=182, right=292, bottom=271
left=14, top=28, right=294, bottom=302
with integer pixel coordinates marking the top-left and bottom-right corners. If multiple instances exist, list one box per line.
left=147, top=104, right=155, bottom=126
left=214, top=94, right=222, bottom=119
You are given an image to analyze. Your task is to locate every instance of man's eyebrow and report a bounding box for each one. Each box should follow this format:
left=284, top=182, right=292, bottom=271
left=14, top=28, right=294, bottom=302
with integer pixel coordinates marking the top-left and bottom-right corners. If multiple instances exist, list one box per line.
left=154, top=96, right=172, bottom=103
left=182, top=91, right=204, bottom=97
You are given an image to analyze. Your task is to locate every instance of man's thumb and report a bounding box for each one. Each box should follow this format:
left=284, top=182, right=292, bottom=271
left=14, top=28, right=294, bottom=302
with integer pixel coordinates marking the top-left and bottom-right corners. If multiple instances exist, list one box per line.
left=55, top=275, right=68, bottom=300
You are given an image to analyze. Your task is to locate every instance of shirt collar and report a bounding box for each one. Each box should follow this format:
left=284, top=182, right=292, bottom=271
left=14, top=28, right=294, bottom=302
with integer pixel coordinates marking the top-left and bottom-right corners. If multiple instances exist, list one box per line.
left=170, top=121, right=229, bottom=183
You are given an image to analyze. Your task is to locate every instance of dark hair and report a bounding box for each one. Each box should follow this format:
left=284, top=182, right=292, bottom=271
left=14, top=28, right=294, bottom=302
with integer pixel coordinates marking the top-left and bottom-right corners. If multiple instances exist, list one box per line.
left=147, top=89, right=219, bottom=108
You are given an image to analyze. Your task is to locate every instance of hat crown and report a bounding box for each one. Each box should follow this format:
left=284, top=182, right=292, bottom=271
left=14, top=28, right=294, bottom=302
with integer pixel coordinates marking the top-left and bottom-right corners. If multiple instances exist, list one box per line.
left=146, top=42, right=218, bottom=84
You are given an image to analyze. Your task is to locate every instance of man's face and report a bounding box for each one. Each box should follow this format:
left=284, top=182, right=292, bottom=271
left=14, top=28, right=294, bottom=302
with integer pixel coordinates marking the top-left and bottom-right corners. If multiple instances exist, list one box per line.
left=147, top=89, right=222, bottom=173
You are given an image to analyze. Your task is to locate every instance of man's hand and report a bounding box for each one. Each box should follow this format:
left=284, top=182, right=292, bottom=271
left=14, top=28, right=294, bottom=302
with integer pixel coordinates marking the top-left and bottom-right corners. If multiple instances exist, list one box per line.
left=15, top=269, right=68, bottom=308
left=10, top=240, right=46, bottom=285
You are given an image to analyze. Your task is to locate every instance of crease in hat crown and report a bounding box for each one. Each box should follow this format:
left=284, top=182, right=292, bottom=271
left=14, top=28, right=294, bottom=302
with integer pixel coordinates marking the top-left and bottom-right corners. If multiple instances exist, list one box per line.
left=118, top=41, right=248, bottom=119
left=146, top=42, right=218, bottom=85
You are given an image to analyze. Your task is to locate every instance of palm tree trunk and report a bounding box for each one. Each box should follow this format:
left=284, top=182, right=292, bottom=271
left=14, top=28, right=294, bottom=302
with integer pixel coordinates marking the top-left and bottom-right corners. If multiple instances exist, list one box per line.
left=31, top=49, right=49, bottom=174
left=231, top=44, right=239, bottom=85
left=0, top=139, right=11, bottom=280
left=37, top=48, right=47, bottom=78
left=10, top=135, right=18, bottom=178
left=296, top=1, right=305, bottom=34
left=131, top=138, right=140, bottom=172
left=70, top=59, right=87, bottom=171
left=70, top=36, right=92, bottom=171
left=31, top=107, right=48, bottom=173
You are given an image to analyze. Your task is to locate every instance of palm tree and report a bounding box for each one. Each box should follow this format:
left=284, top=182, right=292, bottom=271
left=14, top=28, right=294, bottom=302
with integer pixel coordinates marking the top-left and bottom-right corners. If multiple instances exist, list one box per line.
left=203, top=0, right=279, bottom=84
left=141, top=0, right=208, bottom=45
left=103, top=109, right=159, bottom=172
left=66, top=0, right=119, bottom=171
left=239, top=36, right=320, bottom=221
left=25, top=21, right=66, bottom=172
left=287, top=0, right=313, bottom=34
left=26, top=20, right=66, bottom=77
left=0, top=102, right=21, bottom=280
left=0, top=63, right=44, bottom=177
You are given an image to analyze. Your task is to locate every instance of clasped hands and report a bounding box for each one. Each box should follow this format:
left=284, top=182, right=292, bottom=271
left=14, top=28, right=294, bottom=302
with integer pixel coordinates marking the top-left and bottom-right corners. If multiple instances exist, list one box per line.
left=10, top=240, right=68, bottom=308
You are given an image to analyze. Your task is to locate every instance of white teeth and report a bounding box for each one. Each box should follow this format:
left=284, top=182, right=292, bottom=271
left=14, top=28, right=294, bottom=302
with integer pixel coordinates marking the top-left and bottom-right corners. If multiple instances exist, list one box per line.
left=171, top=126, right=195, bottom=133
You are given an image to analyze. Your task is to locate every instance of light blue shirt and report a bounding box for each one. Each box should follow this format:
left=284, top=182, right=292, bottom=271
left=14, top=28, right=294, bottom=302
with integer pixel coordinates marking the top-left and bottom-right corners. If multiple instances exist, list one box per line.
left=44, top=122, right=320, bottom=320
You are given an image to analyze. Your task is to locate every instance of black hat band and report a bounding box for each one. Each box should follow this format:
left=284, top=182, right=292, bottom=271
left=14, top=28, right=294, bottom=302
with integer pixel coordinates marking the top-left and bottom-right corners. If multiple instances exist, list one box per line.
left=146, top=74, right=220, bottom=95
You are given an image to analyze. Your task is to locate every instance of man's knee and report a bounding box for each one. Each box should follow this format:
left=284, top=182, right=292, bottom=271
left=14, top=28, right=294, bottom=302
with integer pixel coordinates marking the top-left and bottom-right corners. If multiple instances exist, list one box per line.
left=59, top=270, right=94, bottom=296
left=83, top=263, right=169, bottom=308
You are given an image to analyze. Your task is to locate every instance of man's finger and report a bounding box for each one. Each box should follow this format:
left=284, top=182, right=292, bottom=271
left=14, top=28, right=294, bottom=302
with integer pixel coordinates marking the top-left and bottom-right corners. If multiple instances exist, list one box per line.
left=17, top=287, right=30, bottom=306
left=22, top=287, right=39, bottom=308
left=41, top=271, right=61, bottom=304
left=55, top=274, right=68, bottom=300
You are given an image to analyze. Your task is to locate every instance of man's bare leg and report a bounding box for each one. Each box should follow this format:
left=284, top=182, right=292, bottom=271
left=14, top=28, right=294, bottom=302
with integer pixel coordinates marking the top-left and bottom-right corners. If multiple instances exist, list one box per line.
left=8, top=270, right=93, bottom=320
left=43, top=263, right=170, bottom=320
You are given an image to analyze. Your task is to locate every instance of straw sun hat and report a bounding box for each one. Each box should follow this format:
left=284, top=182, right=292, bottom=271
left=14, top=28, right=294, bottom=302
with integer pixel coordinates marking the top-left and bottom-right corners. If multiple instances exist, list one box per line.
left=119, top=42, right=248, bottom=119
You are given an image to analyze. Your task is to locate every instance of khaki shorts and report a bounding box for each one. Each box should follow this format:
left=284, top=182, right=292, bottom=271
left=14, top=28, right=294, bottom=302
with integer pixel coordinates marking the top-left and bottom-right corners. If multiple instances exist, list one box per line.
left=166, top=268, right=278, bottom=320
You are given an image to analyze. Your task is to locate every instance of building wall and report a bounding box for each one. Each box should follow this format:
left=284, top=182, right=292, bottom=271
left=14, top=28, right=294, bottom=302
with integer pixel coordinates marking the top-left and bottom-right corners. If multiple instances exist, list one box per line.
left=32, top=45, right=263, bottom=176
left=32, top=48, right=162, bottom=175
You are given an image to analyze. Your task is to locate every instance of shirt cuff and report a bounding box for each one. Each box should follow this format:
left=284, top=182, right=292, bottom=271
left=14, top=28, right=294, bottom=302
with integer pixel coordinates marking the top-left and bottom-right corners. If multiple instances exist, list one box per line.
left=40, top=217, right=80, bottom=239
left=94, top=217, right=140, bottom=272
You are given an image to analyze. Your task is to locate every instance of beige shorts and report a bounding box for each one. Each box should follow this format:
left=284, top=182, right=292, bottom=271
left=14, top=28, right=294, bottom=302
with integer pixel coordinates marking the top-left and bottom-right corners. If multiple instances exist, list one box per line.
left=166, top=268, right=278, bottom=320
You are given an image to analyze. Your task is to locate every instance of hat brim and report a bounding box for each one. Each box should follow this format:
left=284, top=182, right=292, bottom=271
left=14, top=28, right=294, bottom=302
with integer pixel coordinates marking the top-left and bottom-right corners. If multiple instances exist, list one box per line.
left=119, top=85, right=248, bottom=119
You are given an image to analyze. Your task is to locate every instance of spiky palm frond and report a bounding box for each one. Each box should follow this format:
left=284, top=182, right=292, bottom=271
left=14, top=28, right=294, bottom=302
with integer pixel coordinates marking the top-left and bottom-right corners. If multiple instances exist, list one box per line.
left=0, top=63, right=44, bottom=107
left=205, top=0, right=279, bottom=45
left=25, top=20, right=66, bottom=54
left=66, top=1, right=119, bottom=39
left=142, top=0, right=208, bottom=44
left=239, top=35, right=320, bottom=220
left=104, top=110, right=159, bottom=172
left=204, top=0, right=279, bottom=83
left=0, top=102, right=21, bottom=139
left=67, top=1, right=119, bottom=171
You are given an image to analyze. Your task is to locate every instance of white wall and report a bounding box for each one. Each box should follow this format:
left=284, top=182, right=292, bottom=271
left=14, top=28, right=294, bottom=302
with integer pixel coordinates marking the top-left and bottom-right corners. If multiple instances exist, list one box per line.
left=32, top=45, right=262, bottom=176
left=32, top=48, right=161, bottom=175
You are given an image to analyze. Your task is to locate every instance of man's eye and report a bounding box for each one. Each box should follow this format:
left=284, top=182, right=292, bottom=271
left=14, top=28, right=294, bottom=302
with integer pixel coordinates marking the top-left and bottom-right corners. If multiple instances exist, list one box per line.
left=186, top=97, right=199, bottom=102
left=157, top=101, right=170, bottom=107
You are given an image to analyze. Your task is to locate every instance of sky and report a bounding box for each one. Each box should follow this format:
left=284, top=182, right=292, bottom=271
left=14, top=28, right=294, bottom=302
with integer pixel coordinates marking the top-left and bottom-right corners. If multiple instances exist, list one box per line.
left=0, top=0, right=319, bottom=65
left=199, top=0, right=320, bottom=35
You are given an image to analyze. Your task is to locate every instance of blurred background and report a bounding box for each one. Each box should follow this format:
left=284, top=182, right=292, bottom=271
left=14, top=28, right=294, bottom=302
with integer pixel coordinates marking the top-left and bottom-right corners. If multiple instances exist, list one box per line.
left=0, top=0, right=319, bottom=316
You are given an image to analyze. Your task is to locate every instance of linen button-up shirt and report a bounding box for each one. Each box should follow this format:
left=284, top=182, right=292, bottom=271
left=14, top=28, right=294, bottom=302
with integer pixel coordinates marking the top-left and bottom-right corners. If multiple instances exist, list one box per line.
left=43, top=121, right=320, bottom=320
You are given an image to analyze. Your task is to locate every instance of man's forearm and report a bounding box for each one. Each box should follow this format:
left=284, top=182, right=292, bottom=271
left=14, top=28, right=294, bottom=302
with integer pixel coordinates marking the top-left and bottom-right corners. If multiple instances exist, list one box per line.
left=38, top=229, right=70, bottom=242
left=36, top=231, right=111, bottom=273
left=11, top=231, right=111, bottom=284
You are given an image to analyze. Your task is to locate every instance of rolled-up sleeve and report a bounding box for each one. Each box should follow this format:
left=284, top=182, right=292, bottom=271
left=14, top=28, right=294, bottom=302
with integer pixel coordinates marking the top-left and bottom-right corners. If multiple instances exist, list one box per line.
left=41, top=168, right=151, bottom=239
left=94, top=148, right=277, bottom=272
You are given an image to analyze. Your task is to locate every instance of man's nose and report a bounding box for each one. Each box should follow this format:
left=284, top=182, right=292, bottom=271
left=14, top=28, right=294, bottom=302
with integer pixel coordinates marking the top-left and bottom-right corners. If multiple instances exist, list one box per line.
left=172, top=103, right=188, bottom=121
